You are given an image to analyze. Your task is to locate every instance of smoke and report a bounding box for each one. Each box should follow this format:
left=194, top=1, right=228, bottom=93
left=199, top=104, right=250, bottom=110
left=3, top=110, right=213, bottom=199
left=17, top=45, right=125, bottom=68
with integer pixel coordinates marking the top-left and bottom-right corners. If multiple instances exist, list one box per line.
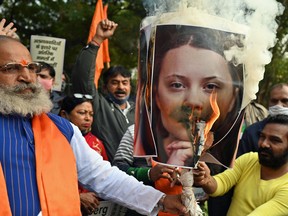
left=142, top=0, right=284, bottom=108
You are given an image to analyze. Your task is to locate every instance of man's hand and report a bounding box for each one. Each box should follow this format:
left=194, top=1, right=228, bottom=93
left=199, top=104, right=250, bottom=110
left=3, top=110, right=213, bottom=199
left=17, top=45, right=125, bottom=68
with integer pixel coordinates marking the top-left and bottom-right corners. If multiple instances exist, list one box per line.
left=0, top=19, right=18, bottom=39
left=161, top=194, right=189, bottom=215
left=149, top=163, right=179, bottom=183
left=193, top=161, right=217, bottom=194
left=92, top=19, right=118, bottom=45
left=80, top=192, right=100, bottom=215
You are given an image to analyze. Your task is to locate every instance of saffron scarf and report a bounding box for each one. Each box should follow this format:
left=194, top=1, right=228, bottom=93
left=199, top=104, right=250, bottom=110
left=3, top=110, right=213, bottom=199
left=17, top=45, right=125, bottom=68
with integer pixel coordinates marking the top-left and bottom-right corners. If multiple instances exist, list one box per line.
left=0, top=114, right=81, bottom=215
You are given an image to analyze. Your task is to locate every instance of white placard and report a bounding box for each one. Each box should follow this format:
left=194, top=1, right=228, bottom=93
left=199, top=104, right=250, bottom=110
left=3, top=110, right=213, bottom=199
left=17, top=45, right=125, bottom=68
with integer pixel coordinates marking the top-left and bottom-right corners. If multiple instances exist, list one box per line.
left=30, top=35, right=66, bottom=91
left=92, top=201, right=127, bottom=216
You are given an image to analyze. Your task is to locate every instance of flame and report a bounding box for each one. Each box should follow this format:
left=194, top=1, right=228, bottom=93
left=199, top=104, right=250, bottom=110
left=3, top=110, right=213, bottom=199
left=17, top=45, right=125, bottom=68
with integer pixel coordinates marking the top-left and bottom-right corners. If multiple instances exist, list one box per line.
left=204, top=91, right=220, bottom=138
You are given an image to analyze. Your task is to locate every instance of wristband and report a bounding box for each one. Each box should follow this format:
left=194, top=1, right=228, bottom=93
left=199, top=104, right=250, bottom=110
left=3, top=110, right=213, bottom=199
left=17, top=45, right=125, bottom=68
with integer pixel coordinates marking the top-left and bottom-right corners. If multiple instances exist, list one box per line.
left=147, top=168, right=151, bottom=181
left=91, top=39, right=101, bottom=47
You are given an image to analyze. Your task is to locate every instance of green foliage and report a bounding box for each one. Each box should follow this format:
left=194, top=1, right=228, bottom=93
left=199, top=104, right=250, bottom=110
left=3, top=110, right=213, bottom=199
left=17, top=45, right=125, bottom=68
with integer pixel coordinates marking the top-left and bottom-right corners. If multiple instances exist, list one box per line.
left=257, top=0, right=288, bottom=107
left=0, top=0, right=145, bottom=78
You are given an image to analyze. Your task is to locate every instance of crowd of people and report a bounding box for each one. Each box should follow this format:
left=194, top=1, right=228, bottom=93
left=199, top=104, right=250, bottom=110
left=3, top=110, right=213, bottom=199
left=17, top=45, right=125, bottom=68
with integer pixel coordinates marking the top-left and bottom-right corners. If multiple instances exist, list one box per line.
left=0, top=15, right=288, bottom=216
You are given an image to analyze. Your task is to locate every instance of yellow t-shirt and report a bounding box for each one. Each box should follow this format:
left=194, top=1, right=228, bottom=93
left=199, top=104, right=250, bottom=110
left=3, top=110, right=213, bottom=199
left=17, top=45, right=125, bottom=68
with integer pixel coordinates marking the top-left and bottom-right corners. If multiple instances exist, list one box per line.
left=212, top=152, right=288, bottom=216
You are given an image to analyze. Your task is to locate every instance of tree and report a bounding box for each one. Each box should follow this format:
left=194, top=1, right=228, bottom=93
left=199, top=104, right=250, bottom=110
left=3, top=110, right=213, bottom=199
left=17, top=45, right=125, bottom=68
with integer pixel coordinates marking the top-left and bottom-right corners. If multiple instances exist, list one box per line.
left=0, top=0, right=145, bottom=77
left=257, top=0, right=288, bottom=106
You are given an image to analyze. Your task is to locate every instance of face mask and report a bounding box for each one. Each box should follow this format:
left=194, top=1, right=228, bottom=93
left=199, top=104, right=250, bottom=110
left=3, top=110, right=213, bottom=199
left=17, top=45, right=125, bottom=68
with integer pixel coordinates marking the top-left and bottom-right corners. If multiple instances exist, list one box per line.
left=268, top=105, right=288, bottom=116
left=38, top=77, right=53, bottom=91
left=107, top=92, right=129, bottom=105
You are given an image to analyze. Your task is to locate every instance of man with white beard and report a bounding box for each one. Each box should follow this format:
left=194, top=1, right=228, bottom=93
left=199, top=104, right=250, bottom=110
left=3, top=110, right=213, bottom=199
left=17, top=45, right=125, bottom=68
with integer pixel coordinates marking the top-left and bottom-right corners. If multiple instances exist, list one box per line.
left=0, top=33, right=188, bottom=215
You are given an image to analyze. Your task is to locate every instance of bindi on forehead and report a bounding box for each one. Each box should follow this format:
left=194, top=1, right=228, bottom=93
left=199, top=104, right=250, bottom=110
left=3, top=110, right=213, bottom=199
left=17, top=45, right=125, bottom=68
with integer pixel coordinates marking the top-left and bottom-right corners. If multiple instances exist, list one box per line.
left=21, top=59, right=28, bottom=65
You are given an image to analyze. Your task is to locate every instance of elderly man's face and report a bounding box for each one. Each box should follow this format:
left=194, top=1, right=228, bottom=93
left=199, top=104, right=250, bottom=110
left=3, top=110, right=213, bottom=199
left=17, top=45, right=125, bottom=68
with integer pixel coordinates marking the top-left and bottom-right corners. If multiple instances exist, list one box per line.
left=0, top=39, right=37, bottom=93
left=0, top=38, right=52, bottom=116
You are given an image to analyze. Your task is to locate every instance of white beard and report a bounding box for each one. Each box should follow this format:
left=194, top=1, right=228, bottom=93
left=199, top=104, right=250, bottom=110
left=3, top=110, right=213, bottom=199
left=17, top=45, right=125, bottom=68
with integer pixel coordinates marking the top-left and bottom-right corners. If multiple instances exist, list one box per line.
left=0, top=82, right=53, bottom=117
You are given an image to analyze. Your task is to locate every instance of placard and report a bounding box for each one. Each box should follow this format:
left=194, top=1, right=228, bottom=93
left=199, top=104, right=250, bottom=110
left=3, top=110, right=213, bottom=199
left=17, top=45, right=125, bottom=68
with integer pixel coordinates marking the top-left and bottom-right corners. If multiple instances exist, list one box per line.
left=30, top=35, right=66, bottom=91
left=92, top=201, right=127, bottom=216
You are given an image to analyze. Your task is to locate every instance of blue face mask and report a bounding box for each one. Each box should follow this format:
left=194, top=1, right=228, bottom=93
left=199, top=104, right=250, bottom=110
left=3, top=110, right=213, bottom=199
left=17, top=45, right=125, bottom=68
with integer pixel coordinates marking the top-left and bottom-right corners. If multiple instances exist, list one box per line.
left=107, top=92, right=129, bottom=105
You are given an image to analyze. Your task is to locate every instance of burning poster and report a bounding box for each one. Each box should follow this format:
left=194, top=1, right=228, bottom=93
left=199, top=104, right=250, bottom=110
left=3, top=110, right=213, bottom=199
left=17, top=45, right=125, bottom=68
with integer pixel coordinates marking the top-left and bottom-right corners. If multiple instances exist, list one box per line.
left=134, top=22, right=245, bottom=169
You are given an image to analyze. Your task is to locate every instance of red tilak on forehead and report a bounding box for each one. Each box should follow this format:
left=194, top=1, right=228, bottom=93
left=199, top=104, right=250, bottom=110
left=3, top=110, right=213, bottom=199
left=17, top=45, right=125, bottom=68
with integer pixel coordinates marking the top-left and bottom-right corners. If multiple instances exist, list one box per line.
left=20, top=59, right=28, bottom=65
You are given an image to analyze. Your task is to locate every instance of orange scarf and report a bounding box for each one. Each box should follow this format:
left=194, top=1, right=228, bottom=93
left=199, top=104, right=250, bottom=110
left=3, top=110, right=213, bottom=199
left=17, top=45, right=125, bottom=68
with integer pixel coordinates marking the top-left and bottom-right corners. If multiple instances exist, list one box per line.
left=0, top=113, right=81, bottom=215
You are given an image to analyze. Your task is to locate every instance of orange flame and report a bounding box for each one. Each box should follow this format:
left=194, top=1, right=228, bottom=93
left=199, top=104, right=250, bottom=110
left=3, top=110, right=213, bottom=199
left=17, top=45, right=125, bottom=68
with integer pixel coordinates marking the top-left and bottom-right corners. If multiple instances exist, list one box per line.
left=204, top=91, right=220, bottom=138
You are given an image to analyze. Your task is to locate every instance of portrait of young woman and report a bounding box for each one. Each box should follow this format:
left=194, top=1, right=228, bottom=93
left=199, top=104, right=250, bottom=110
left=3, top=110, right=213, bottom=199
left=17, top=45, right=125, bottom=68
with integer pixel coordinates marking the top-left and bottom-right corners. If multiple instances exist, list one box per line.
left=134, top=24, right=245, bottom=170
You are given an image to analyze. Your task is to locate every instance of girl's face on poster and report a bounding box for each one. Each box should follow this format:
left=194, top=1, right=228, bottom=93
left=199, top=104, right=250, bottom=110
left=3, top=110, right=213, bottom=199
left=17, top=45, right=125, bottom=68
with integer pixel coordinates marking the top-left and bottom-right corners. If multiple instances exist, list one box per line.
left=155, top=45, right=237, bottom=142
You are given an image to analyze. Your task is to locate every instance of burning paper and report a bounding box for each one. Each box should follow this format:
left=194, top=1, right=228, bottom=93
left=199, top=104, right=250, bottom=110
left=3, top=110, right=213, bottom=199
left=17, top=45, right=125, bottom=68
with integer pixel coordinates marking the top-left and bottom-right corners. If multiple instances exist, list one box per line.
left=134, top=23, right=244, bottom=169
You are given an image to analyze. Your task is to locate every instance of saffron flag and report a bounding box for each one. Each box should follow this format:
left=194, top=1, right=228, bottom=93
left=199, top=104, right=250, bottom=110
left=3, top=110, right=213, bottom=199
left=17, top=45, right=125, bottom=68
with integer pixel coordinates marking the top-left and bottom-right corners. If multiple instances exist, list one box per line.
left=87, top=0, right=110, bottom=87
left=103, top=4, right=110, bottom=67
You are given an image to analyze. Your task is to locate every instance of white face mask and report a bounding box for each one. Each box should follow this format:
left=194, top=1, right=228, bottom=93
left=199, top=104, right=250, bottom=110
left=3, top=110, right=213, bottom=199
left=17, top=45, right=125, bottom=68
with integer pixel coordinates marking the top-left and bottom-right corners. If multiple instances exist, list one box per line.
left=37, top=77, right=53, bottom=92
left=268, top=105, right=288, bottom=116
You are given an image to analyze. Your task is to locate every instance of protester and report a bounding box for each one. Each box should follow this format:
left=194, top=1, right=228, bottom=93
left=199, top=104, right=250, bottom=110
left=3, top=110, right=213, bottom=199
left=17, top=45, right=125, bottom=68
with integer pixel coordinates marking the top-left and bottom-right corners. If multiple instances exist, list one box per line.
left=71, top=22, right=135, bottom=162
left=113, top=124, right=183, bottom=216
left=36, top=61, right=66, bottom=115
left=237, top=83, right=288, bottom=156
left=0, top=33, right=188, bottom=216
left=193, top=114, right=288, bottom=216
left=37, top=61, right=55, bottom=92
left=60, top=95, right=108, bottom=215
left=50, top=72, right=68, bottom=114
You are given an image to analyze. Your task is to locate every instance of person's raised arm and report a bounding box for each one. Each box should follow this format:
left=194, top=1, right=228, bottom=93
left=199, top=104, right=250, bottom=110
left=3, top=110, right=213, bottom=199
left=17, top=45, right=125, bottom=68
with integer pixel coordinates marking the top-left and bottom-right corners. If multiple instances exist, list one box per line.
left=71, top=19, right=118, bottom=94
left=193, top=161, right=218, bottom=194
left=90, top=19, right=118, bottom=46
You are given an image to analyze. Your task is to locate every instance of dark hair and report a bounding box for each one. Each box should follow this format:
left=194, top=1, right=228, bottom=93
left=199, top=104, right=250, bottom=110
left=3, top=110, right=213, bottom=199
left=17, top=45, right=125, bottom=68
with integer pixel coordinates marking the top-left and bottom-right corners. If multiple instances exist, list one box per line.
left=151, top=25, right=244, bottom=140
left=265, top=114, right=288, bottom=126
left=102, top=65, right=131, bottom=85
left=269, top=83, right=288, bottom=93
left=38, top=61, right=56, bottom=78
left=60, top=96, right=92, bottom=114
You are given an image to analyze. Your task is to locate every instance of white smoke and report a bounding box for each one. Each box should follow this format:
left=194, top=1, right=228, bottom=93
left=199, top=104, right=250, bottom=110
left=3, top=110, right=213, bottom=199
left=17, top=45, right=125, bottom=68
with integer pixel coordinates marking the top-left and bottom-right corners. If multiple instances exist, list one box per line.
left=142, top=0, right=284, bottom=109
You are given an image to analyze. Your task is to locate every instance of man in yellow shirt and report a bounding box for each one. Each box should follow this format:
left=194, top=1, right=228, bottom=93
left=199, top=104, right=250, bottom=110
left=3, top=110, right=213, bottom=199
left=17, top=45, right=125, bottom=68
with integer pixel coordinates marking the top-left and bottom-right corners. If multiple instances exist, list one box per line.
left=194, top=114, right=288, bottom=216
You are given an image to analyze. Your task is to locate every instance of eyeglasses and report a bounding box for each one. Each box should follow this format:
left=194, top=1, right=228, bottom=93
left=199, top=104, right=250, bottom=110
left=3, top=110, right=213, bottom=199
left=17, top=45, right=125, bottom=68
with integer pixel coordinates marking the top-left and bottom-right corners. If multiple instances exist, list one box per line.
left=73, top=93, right=93, bottom=99
left=0, top=62, right=41, bottom=74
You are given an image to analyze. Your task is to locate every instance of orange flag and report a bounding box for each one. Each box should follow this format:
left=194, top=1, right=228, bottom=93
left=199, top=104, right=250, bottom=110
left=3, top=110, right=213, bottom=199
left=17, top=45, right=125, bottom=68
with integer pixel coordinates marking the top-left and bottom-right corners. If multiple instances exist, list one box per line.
left=87, top=0, right=110, bottom=87
left=103, top=4, right=110, bottom=67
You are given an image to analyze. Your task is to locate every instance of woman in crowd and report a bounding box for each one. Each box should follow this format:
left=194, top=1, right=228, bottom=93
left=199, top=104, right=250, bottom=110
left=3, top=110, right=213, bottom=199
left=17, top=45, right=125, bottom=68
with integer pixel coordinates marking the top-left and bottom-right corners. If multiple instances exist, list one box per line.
left=60, top=94, right=108, bottom=215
